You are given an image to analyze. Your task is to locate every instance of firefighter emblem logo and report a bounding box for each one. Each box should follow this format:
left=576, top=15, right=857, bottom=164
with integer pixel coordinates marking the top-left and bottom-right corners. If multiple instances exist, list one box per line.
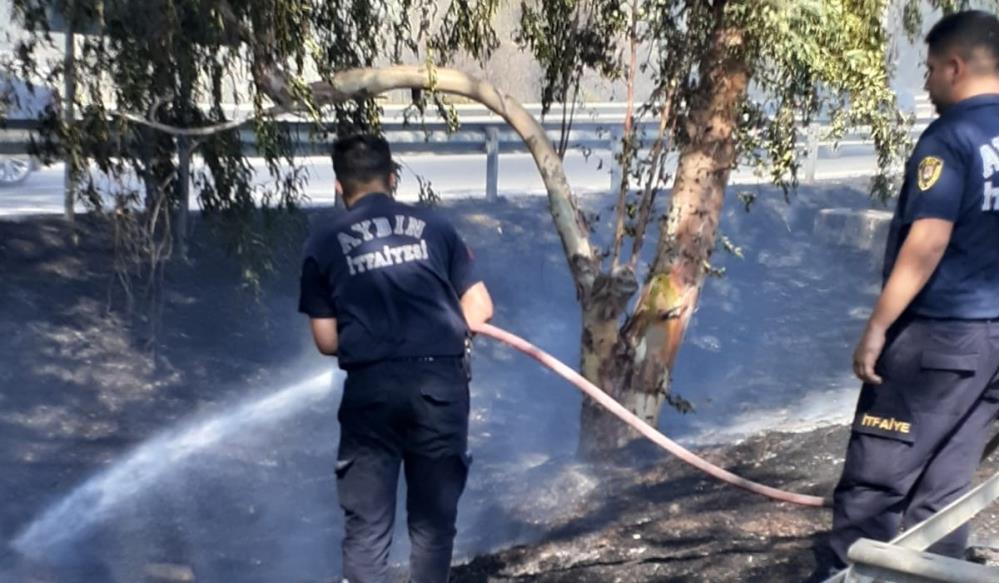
left=917, top=156, right=944, bottom=191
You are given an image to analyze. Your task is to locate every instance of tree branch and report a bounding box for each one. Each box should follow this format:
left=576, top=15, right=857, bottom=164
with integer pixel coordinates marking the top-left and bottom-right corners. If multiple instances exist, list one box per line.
left=139, top=0, right=601, bottom=295
left=609, top=0, right=639, bottom=271
left=111, top=109, right=277, bottom=136
left=107, top=64, right=601, bottom=294
left=312, top=67, right=599, bottom=292
left=628, top=88, right=677, bottom=271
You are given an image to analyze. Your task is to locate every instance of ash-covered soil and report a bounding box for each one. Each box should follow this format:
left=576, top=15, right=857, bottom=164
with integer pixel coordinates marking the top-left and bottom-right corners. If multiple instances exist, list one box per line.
left=451, top=427, right=999, bottom=583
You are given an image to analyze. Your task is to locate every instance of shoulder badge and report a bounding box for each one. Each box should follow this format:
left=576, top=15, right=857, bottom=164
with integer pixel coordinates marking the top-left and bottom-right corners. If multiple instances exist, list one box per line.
left=917, top=156, right=944, bottom=191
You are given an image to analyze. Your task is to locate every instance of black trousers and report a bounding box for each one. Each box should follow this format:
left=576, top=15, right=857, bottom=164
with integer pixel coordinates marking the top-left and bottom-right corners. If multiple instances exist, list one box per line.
left=336, top=357, right=471, bottom=583
left=828, top=318, right=999, bottom=568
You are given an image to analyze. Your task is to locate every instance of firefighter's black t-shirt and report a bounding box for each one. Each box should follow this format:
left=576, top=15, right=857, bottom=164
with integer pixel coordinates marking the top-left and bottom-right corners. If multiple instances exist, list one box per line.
left=298, top=193, right=479, bottom=368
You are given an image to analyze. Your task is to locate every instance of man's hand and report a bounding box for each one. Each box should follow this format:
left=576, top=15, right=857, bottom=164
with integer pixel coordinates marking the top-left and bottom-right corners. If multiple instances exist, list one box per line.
left=851, top=218, right=952, bottom=385
left=853, top=323, right=886, bottom=385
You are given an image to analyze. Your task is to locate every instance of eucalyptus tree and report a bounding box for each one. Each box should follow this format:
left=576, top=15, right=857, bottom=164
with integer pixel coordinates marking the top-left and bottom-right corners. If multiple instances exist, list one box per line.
left=518, top=0, right=990, bottom=455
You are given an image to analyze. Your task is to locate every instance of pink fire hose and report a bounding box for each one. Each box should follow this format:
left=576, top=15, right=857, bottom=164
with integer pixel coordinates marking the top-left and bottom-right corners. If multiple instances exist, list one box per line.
left=475, top=323, right=831, bottom=508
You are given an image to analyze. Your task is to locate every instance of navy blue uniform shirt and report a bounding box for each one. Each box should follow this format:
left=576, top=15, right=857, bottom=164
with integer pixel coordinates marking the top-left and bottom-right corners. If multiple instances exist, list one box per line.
left=883, top=94, right=999, bottom=319
left=298, top=193, right=479, bottom=368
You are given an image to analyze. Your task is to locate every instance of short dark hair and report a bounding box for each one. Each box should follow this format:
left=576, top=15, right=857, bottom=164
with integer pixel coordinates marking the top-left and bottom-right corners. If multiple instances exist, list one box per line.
left=332, top=134, right=394, bottom=196
left=926, top=10, right=999, bottom=69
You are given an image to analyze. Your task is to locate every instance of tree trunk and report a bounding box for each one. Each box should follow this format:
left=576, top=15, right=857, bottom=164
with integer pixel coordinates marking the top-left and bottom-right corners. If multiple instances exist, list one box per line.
left=174, top=135, right=191, bottom=260
left=173, top=70, right=196, bottom=260
left=578, top=293, right=630, bottom=457
left=63, top=8, right=77, bottom=230
left=577, top=267, right=639, bottom=457
left=578, top=17, right=749, bottom=458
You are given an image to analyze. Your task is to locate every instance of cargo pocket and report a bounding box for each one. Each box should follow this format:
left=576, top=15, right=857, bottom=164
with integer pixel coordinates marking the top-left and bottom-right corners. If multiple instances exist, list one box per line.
left=920, top=351, right=978, bottom=374
left=335, top=457, right=355, bottom=479
left=418, top=363, right=470, bottom=415
left=420, top=382, right=461, bottom=405
left=419, top=380, right=469, bottom=436
left=909, top=350, right=979, bottom=414
left=334, top=457, right=358, bottom=512
left=413, top=367, right=470, bottom=459
left=851, top=384, right=916, bottom=445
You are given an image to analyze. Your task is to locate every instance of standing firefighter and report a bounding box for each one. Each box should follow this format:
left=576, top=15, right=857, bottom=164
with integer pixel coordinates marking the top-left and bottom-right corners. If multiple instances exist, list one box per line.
left=299, top=135, right=494, bottom=583
left=814, top=9, right=999, bottom=579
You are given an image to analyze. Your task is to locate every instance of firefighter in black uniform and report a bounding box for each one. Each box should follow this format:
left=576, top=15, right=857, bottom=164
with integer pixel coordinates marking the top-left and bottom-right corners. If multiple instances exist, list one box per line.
left=298, top=135, right=494, bottom=583
left=812, top=10, right=999, bottom=580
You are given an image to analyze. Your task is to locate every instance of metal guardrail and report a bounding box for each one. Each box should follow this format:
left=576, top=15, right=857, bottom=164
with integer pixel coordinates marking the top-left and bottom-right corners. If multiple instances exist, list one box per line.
left=824, top=470, right=999, bottom=583
left=0, top=100, right=937, bottom=196
left=848, top=540, right=997, bottom=583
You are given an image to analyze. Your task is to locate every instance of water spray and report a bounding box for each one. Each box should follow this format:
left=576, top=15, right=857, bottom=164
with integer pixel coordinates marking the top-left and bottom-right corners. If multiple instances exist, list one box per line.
left=13, top=369, right=341, bottom=556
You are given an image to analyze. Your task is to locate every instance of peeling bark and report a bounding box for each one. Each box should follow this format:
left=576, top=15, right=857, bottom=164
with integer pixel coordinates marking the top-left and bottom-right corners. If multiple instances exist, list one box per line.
left=578, top=17, right=749, bottom=458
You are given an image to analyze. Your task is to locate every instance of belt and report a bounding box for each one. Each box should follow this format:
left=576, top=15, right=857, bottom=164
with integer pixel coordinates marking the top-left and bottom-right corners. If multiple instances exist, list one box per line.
left=913, top=315, right=999, bottom=323
left=390, top=355, right=463, bottom=363
left=343, top=354, right=464, bottom=371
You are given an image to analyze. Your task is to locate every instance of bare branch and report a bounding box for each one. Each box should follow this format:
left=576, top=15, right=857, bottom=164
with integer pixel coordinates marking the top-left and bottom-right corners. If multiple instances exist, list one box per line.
left=110, top=109, right=278, bottom=137
left=103, top=0, right=600, bottom=293
left=307, top=67, right=599, bottom=292
left=104, top=64, right=601, bottom=294
left=609, top=0, right=640, bottom=272
left=629, top=88, right=677, bottom=271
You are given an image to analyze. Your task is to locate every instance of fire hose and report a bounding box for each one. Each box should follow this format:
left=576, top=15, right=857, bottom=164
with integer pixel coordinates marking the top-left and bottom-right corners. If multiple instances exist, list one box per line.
left=475, top=322, right=831, bottom=508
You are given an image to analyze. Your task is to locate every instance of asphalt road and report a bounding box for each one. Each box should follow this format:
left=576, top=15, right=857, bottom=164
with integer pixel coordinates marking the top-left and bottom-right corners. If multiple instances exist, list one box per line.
left=0, top=147, right=882, bottom=218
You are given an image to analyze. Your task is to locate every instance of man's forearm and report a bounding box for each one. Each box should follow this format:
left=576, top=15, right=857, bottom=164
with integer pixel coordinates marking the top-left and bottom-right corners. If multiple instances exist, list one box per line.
left=869, top=256, right=939, bottom=332
left=460, top=282, right=494, bottom=330
left=868, top=219, right=952, bottom=332
left=309, top=318, right=339, bottom=355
